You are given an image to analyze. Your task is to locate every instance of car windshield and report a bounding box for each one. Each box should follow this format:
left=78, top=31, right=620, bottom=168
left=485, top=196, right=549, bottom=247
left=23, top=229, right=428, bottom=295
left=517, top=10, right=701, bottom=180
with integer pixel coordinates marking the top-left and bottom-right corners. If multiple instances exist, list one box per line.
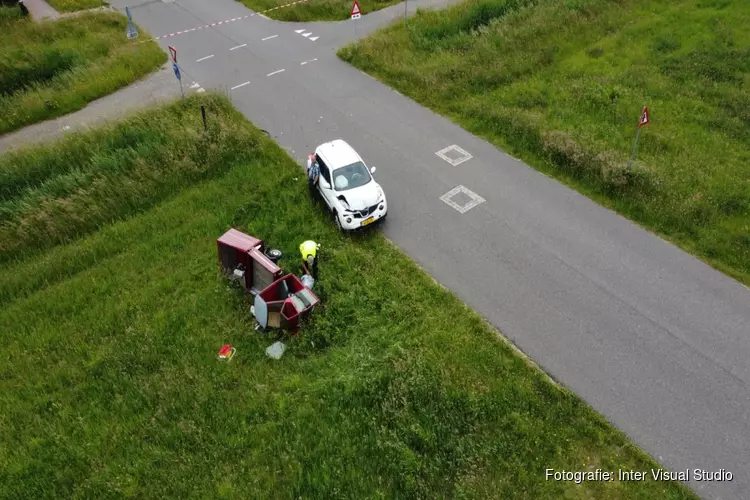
left=332, top=161, right=372, bottom=191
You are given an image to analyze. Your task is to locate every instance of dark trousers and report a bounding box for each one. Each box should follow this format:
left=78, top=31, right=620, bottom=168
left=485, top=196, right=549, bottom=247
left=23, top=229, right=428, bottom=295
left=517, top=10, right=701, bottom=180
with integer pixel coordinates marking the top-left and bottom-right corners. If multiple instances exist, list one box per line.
left=301, top=256, right=319, bottom=280
left=308, top=179, right=319, bottom=201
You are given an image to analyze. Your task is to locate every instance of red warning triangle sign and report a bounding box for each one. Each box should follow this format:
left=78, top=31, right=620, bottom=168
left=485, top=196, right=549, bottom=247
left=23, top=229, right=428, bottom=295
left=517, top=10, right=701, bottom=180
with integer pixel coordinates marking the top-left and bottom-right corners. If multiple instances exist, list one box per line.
left=639, top=106, right=650, bottom=127
left=351, top=0, right=361, bottom=16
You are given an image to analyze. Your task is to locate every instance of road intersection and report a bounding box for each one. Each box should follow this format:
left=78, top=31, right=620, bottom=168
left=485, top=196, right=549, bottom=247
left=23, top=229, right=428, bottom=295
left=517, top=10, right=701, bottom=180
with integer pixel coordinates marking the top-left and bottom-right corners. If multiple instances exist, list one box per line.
left=112, top=0, right=750, bottom=497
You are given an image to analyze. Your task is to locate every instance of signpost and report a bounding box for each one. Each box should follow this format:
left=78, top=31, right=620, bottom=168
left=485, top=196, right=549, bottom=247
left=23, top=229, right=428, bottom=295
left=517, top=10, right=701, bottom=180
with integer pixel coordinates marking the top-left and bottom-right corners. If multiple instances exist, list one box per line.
left=628, top=106, right=650, bottom=170
left=167, top=45, right=184, bottom=99
left=351, top=0, right=361, bottom=47
left=125, top=6, right=138, bottom=40
left=173, top=63, right=184, bottom=98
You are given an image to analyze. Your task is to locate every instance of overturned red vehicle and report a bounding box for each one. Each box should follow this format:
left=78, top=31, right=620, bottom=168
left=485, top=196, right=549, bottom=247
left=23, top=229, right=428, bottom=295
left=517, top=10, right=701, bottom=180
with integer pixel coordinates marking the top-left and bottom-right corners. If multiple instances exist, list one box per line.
left=253, top=274, right=320, bottom=332
left=217, top=228, right=319, bottom=333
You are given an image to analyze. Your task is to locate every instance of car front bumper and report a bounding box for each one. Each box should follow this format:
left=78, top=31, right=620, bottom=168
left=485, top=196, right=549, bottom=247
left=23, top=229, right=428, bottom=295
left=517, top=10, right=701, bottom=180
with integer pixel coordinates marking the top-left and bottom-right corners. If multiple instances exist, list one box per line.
left=339, top=201, right=387, bottom=231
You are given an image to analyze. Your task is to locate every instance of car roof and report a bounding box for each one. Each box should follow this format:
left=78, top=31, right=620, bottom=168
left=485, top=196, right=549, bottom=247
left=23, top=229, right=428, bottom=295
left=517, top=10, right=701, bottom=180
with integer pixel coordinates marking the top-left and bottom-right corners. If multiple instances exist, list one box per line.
left=316, top=139, right=363, bottom=170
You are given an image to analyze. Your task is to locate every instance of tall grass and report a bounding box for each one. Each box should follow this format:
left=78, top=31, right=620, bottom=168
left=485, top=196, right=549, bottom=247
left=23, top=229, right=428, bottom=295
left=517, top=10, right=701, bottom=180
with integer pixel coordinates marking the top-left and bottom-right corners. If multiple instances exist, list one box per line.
left=339, top=0, right=750, bottom=284
left=0, top=10, right=165, bottom=134
left=0, top=3, right=25, bottom=24
left=0, top=95, right=255, bottom=263
left=0, top=93, right=695, bottom=499
left=46, top=0, right=105, bottom=12
left=234, top=0, right=401, bottom=22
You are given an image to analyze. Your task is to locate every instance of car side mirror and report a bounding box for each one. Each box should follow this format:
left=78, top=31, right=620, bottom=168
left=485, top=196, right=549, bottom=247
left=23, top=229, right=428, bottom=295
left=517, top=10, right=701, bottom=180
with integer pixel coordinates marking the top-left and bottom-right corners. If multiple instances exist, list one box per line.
left=370, top=166, right=376, bottom=174
left=319, top=178, right=330, bottom=189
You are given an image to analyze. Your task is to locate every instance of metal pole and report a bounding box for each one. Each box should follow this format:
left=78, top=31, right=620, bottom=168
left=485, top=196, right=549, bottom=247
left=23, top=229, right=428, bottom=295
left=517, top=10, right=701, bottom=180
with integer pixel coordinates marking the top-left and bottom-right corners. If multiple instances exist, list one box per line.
left=354, top=19, right=357, bottom=49
left=628, top=126, right=641, bottom=170
left=179, top=78, right=184, bottom=99
left=404, top=0, right=407, bottom=26
left=201, top=105, right=207, bottom=131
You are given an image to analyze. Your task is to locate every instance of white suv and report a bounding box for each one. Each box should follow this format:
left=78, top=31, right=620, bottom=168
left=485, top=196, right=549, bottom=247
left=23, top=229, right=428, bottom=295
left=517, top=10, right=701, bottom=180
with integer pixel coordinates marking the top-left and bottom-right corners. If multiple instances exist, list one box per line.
left=308, top=139, right=388, bottom=231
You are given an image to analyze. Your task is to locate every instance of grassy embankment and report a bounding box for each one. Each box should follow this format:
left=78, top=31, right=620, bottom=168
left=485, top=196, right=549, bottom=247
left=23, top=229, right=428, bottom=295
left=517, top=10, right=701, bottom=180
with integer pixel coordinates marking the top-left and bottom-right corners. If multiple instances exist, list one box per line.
left=46, top=0, right=106, bottom=13
left=235, top=0, right=401, bottom=22
left=339, top=0, right=750, bottom=285
left=0, top=94, right=695, bottom=498
left=0, top=5, right=164, bottom=135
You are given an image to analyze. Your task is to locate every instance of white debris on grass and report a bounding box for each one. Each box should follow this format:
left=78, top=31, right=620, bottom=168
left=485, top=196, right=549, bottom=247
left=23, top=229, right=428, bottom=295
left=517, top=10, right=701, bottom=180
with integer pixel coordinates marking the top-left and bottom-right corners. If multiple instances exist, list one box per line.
left=266, top=341, right=286, bottom=359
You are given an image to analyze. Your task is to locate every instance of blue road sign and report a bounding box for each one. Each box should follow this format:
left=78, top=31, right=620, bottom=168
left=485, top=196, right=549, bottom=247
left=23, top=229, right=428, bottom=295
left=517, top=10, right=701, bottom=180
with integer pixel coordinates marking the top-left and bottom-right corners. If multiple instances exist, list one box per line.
left=125, top=6, right=133, bottom=21
left=173, top=63, right=181, bottom=81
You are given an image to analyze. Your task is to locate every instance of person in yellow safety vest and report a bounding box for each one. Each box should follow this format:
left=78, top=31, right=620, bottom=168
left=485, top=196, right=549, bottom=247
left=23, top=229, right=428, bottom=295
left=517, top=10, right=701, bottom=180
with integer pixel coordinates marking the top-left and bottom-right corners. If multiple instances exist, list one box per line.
left=299, top=240, right=320, bottom=280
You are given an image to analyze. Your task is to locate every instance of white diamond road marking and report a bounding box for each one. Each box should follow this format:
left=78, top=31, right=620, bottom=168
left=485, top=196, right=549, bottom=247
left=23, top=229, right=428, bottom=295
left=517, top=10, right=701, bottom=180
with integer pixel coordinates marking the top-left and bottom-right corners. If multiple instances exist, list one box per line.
left=440, top=185, right=485, bottom=214
left=435, top=144, right=473, bottom=166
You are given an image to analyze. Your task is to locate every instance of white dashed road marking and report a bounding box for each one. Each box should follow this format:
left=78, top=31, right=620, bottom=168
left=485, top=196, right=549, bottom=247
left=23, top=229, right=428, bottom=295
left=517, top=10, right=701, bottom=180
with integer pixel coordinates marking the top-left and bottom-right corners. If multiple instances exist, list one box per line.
left=440, top=186, right=486, bottom=214
left=302, top=32, right=312, bottom=37
left=133, top=0, right=311, bottom=45
left=196, top=55, right=214, bottom=62
left=436, top=144, right=473, bottom=166
left=300, top=58, right=318, bottom=65
left=309, top=36, right=319, bottom=41
left=229, top=43, right=247, bottom=50
left=188, top=81, right=205, bottom=92
left=295, top=29, right=304, bottom=33
left=267, top=69, right=285, bottom=77
left=231, top=81, right=250, bottom=90
left=262, top=35, right=278, bottom=41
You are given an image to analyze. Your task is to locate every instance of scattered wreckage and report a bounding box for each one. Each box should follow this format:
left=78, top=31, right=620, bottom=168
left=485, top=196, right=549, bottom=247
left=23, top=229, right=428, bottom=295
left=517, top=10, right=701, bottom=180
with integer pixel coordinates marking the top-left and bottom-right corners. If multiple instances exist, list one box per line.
left=216, top=228, right=320, bottom=360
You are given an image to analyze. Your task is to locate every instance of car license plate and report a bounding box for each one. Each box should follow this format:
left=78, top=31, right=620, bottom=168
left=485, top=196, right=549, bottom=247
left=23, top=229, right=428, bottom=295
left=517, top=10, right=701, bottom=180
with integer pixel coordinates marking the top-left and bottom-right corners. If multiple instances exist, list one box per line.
left=361, top=216, right=375, bottom=227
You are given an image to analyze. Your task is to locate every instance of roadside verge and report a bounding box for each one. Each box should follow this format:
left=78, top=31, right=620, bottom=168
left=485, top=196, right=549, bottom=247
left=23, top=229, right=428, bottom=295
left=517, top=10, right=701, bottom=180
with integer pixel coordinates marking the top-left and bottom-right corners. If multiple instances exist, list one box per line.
left=0, top=92, right=694, bottom=499
left=338, top=0, right=750, bottom=286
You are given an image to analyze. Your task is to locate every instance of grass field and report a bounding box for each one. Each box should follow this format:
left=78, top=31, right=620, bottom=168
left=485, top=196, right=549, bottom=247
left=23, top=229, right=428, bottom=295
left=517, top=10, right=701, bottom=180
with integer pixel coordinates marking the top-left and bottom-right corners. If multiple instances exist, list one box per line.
left=235, top=0, right=401, bottom=22
left=0, top=6, right=164, bottom=135
left=0, top=93, right=695, bottom=498
left=46, top=0, right=106, bottom=13
left=339, top=0, right=750, bottom=285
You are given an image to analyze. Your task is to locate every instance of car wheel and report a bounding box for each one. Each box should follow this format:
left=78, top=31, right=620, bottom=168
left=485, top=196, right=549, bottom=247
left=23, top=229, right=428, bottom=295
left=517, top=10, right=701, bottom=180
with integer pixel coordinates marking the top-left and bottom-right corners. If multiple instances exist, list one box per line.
left=266, top=248, right=283, bottom=263
left=333, top=211, right=343, bottom=232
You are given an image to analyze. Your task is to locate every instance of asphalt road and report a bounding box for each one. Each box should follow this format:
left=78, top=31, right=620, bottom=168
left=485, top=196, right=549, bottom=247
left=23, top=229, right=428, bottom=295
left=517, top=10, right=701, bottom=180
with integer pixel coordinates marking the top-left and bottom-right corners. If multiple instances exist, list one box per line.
left=113, top=0, right=750, bottom=497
